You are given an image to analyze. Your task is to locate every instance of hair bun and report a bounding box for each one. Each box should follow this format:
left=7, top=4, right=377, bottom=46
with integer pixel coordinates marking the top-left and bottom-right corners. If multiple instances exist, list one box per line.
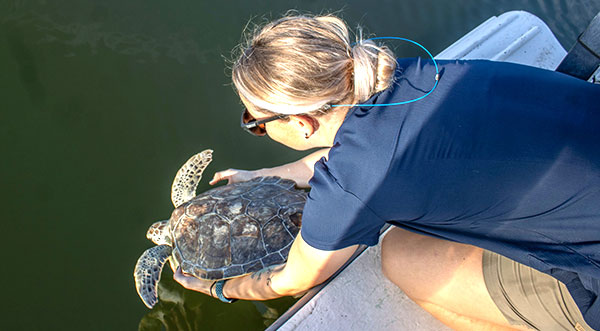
left=351, top=39, right=396, bottom=103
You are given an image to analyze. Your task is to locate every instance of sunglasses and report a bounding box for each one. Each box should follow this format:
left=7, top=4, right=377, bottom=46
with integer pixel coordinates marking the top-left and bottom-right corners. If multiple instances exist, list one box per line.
left=240, top=108, right=288, bottom=136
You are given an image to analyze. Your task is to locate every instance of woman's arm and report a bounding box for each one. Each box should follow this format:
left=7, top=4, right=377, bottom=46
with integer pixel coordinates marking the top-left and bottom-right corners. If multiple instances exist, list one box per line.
left=209, top=148, right=330, bottom=188
left=173, top=231, right=358, bottom=300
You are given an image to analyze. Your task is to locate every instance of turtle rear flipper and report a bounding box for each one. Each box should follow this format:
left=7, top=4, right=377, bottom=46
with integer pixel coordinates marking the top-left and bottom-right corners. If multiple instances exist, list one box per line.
left=134, top=245, right=173, bottom=309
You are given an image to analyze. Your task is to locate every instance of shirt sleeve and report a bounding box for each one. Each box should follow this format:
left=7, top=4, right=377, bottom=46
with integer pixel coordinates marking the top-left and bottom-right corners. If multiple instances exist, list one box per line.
left=301, top=158, right=387, bottom=251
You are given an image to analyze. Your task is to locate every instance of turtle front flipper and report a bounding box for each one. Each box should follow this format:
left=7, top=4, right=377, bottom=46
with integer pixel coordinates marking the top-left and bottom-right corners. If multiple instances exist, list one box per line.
left=171, top=149, right=213, bottom=208
left=134, top=245, right=173, bottom=308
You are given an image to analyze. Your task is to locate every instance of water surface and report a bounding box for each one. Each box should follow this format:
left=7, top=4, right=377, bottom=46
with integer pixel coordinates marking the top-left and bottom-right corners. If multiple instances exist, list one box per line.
left=1, top=0, right=599, bottom=330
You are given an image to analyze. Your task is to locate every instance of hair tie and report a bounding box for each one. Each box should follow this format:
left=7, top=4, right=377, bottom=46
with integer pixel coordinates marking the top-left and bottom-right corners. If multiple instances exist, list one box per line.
left=333, top=37, right=439, bottom=107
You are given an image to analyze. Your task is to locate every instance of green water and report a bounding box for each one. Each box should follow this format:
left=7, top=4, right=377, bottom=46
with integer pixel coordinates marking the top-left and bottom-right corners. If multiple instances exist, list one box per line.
left=1, top=0, right=599, bottom=330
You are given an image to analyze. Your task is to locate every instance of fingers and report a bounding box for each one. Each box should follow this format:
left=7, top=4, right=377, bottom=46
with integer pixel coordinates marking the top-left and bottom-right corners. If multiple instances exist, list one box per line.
left=173, top=267, right=189, bottom=287
left=173, top=267, right=213, bottom=294
left=209, top=169, right=237, bottom=185
left=173, top=267, right=198, bottom=290
left=210, top=169, right=257, bottom=185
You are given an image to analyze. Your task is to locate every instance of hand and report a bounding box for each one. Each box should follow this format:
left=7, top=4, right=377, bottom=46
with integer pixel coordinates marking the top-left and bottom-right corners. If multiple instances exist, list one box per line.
left=173, top=267, right=214, bottom=296
left=209, top=169, right=261, bottom=185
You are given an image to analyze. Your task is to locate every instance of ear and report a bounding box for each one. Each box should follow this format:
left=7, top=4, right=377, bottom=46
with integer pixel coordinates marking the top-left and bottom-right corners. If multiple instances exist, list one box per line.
left=289, top=115, right=320, bottom=138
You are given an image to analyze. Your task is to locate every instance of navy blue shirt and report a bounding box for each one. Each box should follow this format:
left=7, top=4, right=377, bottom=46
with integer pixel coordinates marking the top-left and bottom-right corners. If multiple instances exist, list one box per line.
left=301, top=58, right=600, bottom=328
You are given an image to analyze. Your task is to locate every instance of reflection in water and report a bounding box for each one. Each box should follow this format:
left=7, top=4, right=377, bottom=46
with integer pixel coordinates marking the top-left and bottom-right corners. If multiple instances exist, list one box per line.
left=139, top=281, right=195, bottom=331
left=138, top=276, right=290, bottom=330
left=252, top=301, right=280, bottom=327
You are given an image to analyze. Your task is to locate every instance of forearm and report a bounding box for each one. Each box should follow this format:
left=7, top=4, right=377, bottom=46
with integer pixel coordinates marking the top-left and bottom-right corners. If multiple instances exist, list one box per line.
left=222, top=265, right=309, bottom=301
left=223, top=233, right=357, bottom=301
left=175, top=233, right=358, bottom=302
left=257, top=148, right=330, bottom=188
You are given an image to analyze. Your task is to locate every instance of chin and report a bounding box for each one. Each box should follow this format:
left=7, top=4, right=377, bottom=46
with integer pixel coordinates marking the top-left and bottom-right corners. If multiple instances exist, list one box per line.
left=281, top=142, right=311, bottom=151
left=268, top=133, right=312, bottom=151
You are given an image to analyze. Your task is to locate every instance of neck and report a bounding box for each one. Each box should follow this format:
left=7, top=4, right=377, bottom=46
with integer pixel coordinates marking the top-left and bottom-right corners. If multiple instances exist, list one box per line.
left=313, top=107, right=350, bottom=147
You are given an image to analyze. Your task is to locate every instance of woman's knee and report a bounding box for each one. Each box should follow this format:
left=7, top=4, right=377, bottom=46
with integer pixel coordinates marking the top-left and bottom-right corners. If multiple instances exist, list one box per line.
left=381, top=227, right=403, bottom=278
left=380, top=227, right=428, bottom=295
left=380, top=227, right=481, bottom=301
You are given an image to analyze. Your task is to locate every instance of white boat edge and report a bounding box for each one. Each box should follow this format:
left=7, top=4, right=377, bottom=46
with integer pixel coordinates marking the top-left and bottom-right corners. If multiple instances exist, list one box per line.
left=268, top=10, right=567, bottom=331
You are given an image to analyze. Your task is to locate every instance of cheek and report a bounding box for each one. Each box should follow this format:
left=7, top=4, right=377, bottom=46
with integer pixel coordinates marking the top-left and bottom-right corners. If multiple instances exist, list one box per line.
left=266, top=123, right=308, bottom=150
left=265, top=123, right=291, bottom=143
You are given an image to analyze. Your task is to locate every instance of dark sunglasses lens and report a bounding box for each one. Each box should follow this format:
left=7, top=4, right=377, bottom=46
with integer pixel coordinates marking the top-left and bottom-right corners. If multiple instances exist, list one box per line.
left=242, top=108, right=253, bottom=124
left=241, top=108, right=267, bottom=136
left=248, top=124, right=266, bottom=136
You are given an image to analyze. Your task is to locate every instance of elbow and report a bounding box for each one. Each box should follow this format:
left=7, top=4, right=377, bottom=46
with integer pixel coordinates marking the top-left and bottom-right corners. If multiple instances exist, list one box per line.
left=273, top=282, right=317, bottom=297
left=271, top=273, right=329, bottom=297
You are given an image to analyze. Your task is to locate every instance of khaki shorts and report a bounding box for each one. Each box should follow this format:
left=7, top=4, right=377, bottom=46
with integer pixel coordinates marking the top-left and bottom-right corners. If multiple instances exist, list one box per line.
left=482, top=250, right=595, bottom=331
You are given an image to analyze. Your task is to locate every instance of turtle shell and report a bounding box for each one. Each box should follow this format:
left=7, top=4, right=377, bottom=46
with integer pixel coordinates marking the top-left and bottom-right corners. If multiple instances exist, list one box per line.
left=169, top=176, right=306, bottom=280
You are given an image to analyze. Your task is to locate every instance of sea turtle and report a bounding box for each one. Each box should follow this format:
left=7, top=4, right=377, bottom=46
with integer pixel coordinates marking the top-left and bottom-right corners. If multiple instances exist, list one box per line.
left=134, top=150, right=306, bottom=308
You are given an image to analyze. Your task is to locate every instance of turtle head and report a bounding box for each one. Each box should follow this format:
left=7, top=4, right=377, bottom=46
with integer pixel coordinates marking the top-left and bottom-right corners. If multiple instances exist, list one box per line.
left=146, top=220, right=172, bottom=246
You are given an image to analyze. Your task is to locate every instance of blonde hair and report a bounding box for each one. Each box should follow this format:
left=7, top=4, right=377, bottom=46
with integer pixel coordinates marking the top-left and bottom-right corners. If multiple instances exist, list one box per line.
left=232, top=13, right=396, bottom=115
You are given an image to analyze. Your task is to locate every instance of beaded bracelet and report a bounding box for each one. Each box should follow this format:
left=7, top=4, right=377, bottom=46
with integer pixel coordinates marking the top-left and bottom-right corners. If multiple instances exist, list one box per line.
left=214, top=280, right=237, bottom=303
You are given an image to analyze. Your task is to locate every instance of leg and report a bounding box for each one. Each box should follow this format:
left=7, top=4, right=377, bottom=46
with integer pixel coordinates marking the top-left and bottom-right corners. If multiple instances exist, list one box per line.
left=381, top=227, right=526, bottom=331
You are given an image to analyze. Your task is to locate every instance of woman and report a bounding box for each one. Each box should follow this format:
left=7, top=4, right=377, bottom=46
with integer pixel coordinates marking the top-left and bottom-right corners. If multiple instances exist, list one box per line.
left=174, top=14, right=600, bottom=330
